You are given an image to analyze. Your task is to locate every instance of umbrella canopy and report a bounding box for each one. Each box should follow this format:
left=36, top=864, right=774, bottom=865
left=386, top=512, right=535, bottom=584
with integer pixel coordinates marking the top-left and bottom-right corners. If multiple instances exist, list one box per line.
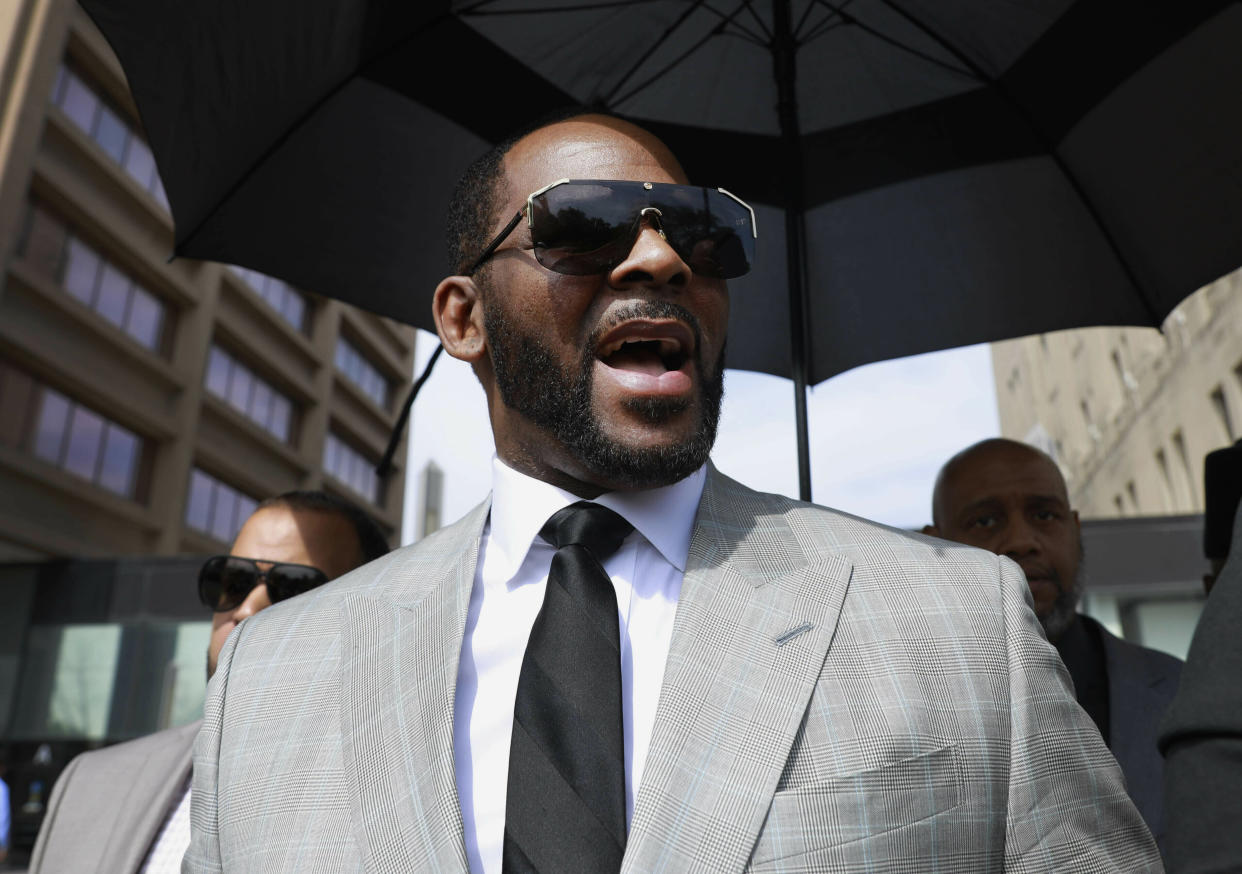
left=82, top=0, right=1242, bottom=497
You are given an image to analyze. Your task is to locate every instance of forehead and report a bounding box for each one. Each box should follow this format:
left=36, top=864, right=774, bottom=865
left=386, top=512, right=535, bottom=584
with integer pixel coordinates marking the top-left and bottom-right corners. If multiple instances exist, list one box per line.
left=944, top=447, right=1069, bottom=509
left=230, top=506, right=354, bottom=566
left=501, top=117, right=687, bottom=209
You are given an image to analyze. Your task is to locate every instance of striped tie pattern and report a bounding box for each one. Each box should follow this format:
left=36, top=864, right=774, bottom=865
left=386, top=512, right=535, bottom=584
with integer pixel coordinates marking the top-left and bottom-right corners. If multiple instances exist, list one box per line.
left=502, top=501, right=634, bottom=874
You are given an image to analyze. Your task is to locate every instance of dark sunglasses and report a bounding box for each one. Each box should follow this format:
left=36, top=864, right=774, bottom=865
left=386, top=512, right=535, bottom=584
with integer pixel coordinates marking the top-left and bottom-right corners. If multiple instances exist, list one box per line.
left=467, top=179, right=757, bottom=279
left=197, top=555, right=329, bottom=612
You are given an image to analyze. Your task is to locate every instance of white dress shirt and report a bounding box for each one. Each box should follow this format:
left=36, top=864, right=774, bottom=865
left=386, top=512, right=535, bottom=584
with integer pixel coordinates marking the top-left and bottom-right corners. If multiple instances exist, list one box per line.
left=454, top=457, right=705, bottom=874
left=139, top=780, right=191, bottom=874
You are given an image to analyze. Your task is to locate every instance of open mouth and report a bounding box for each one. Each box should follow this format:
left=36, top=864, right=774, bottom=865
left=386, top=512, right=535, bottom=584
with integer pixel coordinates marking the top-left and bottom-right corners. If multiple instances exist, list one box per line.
left=594, top=321, right=695, bottom=395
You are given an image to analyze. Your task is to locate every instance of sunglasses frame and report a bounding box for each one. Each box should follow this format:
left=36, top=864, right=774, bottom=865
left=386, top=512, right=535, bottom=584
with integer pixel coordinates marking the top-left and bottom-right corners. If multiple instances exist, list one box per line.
left=466, top=179, right=757, bottom=277
left=197, top=554, right=329, bottom=612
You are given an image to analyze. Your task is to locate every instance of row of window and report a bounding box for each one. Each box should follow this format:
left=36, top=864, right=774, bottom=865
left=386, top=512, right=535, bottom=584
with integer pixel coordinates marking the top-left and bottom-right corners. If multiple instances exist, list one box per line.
left=324, top=432, right=382, bottom=505
left=204, top=345, right=295, bottom=443
left=227, top=266, right=310, bottom=334
left=336, top=337, right=390, bottom=409
left=2, top=358, right=386, bottom=546
left=20, top=201, right=168, bottom=352
left=51, top=63, right=169, bottom=209
left=184, top=468, right=259, bottom=545
left=0, top=361, right=145, bottom=499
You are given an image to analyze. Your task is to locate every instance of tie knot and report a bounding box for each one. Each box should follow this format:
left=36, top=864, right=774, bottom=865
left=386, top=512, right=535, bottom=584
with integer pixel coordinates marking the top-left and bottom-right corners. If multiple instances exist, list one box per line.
left=540, top=501, right=634, bottom=559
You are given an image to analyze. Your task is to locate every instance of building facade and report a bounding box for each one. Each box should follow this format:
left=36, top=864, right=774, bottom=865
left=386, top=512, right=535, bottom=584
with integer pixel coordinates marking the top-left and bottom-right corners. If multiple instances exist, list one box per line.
left=0, top=0, right=416, bottom=559
left=992, top=270, right=1241, bottom=519
left=0, top=2, right=418, bottom=840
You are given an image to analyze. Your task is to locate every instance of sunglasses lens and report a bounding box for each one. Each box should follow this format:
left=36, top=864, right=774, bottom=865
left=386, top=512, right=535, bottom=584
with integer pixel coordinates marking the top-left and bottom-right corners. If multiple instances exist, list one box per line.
left=658, top=187, right=755, bottom=280
left=198, top=556, right=259, bottom=612
left=531, top=183, right=636, bottom=275
left=265, top=564, right=329, bottom=604
left=530, top=182, right=754, bottom=279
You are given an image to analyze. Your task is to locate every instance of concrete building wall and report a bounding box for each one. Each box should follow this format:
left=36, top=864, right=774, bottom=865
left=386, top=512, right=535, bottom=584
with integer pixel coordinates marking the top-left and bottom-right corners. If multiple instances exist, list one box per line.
left=992, top=269, right=1242, bottom=519
left=0, top=0, right=417, bottom=559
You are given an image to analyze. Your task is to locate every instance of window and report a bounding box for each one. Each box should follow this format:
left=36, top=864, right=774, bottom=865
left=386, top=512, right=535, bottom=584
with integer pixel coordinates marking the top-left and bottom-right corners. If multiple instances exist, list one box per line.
left=203, top=345, right=295, bottom=442
left=226, top=266, right=309, bottom=333
left=335, top=337, right=390, bottom=409
left=323, top=432, right=381, bottom=504
left=1210, top=386, right=1235, bottom=441
left=18, top=202, right=168, bottom=351
left=184, top=468, right=258, bottom=543
left=50, top=64, right=169, bottom=208
left=0, top=365, right=144, bottom=498
left=1171, top=430, right=1198, bottom=506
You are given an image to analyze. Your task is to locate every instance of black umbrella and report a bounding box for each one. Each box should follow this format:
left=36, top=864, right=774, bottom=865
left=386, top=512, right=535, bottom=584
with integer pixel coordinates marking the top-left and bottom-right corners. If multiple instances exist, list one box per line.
left=81, top=0, right=1242, bottom=499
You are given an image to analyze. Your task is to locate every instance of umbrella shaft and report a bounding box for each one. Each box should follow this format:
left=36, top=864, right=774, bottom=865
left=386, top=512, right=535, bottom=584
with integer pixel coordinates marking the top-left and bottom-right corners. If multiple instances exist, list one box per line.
left=773, top=0, right=813, bottom=503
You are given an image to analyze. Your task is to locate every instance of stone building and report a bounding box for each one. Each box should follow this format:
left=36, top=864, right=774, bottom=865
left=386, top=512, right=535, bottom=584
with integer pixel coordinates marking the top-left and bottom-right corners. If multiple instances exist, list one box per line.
left=0, top=0, right=418, bottom=824
left=992, top=270, right=1241, bottom=518
left=0, top=0, right=416, bottom=558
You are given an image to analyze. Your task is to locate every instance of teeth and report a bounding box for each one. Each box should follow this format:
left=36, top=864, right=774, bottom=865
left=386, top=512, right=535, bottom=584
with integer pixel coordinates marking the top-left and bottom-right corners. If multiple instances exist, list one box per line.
left=602, top=336, right=681, bottom=357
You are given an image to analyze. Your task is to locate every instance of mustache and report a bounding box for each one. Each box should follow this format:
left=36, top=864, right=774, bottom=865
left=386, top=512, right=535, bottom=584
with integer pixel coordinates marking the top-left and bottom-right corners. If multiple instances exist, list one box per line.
left=586, top=300, right=705, bottom=359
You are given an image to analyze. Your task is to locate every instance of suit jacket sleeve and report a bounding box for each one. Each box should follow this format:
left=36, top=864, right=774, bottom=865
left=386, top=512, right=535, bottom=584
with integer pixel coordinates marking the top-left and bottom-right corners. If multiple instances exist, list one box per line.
left=27, top=750, right=84, bottom=872
left=184, top=624, right=240, bottom=874
left=997, top=557, right=1162, bottom=871
left=1158, top=508, right=1242, bottom=874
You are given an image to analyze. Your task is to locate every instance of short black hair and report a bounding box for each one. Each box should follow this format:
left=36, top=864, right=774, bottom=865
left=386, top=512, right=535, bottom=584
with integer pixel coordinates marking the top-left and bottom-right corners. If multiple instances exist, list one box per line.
left=444, top=104, right=609, bottom=276
left=258, top=490, right=390, bottom=565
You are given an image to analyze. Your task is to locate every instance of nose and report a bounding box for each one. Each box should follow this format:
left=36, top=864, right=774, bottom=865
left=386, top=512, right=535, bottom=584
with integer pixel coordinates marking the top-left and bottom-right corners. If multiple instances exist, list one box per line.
left=608, top=220, right=689, bottom=289
left=998, top=519, right=1040, bottom=560
left=230, top=582, right=272, bottom=621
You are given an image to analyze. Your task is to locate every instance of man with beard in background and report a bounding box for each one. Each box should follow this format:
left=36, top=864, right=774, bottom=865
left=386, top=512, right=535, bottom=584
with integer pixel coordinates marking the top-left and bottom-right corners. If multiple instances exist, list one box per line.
left=925, top=437, right=1183, bottom=853
left=187, top=114, right=1160, bottom=873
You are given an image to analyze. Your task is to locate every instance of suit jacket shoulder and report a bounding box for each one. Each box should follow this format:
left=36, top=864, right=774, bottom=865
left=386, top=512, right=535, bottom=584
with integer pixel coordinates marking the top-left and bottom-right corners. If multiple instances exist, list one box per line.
left=30, top=720, right=199, bottom=874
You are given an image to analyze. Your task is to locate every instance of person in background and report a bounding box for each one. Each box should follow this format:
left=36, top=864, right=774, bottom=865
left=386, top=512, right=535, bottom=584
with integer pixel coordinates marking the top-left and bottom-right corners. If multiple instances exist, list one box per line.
left=187, top=112, right=1158, bottom=873
left=924, top=437, right=1183, bottom=852
left=1159, top=440, right=1242, bottom=872
left=28, top=490, right=387, bottom=874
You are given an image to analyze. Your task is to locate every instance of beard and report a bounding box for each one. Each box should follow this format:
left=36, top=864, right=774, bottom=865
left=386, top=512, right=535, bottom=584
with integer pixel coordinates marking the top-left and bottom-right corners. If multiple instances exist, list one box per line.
left=1040, top=538, right=1086, bottom=642
left=483, top=297, right=724, bottom=490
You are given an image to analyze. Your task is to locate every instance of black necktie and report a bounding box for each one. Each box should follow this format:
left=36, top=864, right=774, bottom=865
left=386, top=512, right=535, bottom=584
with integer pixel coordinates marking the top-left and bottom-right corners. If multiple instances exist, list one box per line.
left=503, top=501, right=634, bottom=874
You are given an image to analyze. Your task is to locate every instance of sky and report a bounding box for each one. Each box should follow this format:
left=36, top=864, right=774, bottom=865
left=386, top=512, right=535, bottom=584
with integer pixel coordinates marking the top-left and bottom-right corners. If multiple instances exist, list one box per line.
left=401, top=331, right=1002, bottom=543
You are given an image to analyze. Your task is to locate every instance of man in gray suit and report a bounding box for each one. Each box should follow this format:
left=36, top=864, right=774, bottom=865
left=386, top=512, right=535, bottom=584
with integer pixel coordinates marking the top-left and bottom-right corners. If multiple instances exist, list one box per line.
left=924, top=437, right=1182, bottom=852
left=29, top=491, right=386, bottom=874
left=187, top=114, right=1161, bottom=872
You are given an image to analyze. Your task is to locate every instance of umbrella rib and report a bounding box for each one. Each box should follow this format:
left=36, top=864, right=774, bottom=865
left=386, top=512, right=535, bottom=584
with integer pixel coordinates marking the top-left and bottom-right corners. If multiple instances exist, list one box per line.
left=794, top=0, right=854, bottom=42
left=736, top=0, right=774, bottom=42
left=871, top=0, right=1163, bottom=322
left=462, top=0, right=668, bottom=15
left=805, top=0, right=976, bottom=79
left=603, top=0, right=710, bottom=106
left=608, top=3, right=764, bottom=108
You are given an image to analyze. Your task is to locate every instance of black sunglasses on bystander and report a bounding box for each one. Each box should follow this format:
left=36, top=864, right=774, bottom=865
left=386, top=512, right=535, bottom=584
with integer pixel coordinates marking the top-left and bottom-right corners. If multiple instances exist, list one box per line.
left=197, top=554, right=329, bottom=612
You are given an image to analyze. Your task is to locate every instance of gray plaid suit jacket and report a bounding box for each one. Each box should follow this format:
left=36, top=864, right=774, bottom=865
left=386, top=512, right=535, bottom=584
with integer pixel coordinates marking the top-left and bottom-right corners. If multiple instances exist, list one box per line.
left=185, top=467, right=1161, bottom=872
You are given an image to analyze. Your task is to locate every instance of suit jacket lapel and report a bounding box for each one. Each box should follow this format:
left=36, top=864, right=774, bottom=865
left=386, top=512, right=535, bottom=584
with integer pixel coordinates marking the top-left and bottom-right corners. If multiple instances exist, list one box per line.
left=339, top=500, right=489, bottom=873
left=624, top=469, right=852, bottom=873
left=103, top=721, right=197, bottom=874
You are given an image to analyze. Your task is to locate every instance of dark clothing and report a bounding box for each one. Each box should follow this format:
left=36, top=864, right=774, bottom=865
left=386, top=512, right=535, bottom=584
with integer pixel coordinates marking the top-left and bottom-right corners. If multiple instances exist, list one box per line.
left=1159, top=509, right=1242, bottom=873
left=1056, top=615, right=1112, bottom=743
left=1057, top=613, right=1182, bottom=853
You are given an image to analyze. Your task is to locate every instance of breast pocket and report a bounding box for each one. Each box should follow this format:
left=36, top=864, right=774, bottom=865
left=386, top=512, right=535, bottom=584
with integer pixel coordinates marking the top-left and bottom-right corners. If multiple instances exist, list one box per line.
left=749, top=744, right=962, bottom=870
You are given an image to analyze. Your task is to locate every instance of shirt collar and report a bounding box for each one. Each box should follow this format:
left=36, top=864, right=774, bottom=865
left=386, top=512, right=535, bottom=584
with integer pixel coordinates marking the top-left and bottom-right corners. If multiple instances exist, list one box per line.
left=487, top=456, right=706, bottom=581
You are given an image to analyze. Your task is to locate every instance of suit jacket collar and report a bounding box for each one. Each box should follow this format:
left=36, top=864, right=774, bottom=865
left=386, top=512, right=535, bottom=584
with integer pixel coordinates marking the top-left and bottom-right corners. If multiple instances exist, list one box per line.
left=102, top=720, right=198, bottom=874
left=623, top=465, right=853, bottom=871
left=338, top=467, right=854, bottom=873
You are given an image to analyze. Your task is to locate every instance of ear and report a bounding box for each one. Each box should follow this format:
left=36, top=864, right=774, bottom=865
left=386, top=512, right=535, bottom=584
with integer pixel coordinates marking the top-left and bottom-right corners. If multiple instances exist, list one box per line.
left=921, top=524, right=941, bottom=537
left=433, top=275, right=487, bottom=364
left=1071, top=509, right=1081, bottom=533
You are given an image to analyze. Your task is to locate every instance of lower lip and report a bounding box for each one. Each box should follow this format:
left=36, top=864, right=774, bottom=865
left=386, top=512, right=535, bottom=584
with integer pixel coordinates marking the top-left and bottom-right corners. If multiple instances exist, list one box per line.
left=596, top=360, right=694, bottom=396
